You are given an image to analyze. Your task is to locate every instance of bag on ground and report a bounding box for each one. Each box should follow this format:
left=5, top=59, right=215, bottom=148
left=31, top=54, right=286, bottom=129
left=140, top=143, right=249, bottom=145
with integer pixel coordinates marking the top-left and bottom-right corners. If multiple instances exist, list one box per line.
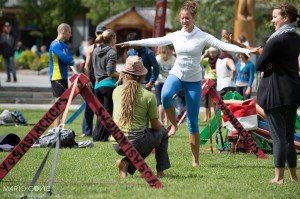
left=33, top=127, right=78, bottom=148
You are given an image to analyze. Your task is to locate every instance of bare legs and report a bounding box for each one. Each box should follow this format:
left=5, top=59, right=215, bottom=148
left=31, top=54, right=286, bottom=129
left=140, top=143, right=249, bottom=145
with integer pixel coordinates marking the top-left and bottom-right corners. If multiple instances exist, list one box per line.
left=158, top=105, right=168, bottom=126
left=53, top=97, right=62, bottom=127
left=165, top=106, right=177, bottom=136
left=189, top=133, right=200, bottom=167
left=202, top=107, right=211, bottom=122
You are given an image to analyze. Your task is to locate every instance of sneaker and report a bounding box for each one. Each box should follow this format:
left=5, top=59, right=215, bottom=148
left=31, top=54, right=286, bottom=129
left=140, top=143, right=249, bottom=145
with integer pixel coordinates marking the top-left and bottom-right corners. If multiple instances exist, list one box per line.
left=6, top=79, right=11, bottom=82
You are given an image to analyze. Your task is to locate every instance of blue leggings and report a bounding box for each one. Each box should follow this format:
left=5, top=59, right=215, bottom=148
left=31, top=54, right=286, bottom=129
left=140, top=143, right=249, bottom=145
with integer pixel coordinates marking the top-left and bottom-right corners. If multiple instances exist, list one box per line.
left=161, top=75, right=202, bottom=133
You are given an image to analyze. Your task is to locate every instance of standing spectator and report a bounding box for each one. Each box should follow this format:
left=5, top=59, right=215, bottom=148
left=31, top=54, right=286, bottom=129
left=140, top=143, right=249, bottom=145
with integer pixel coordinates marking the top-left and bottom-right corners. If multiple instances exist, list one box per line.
left=155, top=45, right=176, bottom=125
left=31, top=45, right=38, bottom=55
left=234, top=53, right=254, bottom=100
left=49, top=23, right=74, bottom=128
left=200, top=47, right=219, bottom=122
left=14, top=41, right=25, bottom=60
left=238, top=33, right=250, bottom=47
left=39, top=45, right=48, bottom=56
left=216, top=51, right=236, bottom=97
left=116, top=1, right=253, bottom=167
left=256, top=3, right=300, bottom=184
left=90, top=29, right=119, bottom=141
left=126, top=32, right=159, bottom=91
left=80, top=25, right=106, bottom=138
left=112, top=56, right=170, bottom=178
left=221, top=28, right=229, bottom=42
left=0, top=22, right=17, bottom=82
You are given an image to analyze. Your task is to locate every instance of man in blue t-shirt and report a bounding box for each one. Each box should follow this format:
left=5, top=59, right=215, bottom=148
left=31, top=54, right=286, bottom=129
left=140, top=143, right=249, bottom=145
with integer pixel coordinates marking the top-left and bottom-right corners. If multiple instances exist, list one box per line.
left=49, top=23, right=74, bottom=127
left=126, top=32, right=159, bottom=91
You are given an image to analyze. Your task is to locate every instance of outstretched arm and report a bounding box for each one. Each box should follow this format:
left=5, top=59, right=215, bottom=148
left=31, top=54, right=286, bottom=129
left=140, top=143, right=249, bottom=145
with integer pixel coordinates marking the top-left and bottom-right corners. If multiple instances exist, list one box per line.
left=222, top=33, right=263, bottom=54
left=116, top=34, right=173, bottom=48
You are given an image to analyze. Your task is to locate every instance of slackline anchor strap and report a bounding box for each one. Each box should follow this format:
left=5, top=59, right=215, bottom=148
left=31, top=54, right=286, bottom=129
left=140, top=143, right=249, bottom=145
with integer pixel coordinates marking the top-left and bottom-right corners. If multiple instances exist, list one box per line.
left=21, top=132, right=61, bottom=199
left=21, top=76, right=79, bottom=198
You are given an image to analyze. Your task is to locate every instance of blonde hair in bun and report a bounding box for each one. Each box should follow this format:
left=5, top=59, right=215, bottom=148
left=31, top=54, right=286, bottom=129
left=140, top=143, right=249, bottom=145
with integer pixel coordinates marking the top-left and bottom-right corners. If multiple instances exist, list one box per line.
left=181, top=1, right=198, bottom=17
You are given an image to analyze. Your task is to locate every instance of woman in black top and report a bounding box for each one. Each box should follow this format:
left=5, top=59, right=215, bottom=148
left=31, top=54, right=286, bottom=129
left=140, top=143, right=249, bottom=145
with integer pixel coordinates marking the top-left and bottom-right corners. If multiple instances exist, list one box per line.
left=256, top=2, right=300, bottom=184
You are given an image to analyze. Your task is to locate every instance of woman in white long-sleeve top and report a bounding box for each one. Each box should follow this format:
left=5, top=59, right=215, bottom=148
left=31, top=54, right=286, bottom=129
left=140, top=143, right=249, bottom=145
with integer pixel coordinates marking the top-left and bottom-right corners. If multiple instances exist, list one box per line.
left=116, top=0, right=255, bottom=168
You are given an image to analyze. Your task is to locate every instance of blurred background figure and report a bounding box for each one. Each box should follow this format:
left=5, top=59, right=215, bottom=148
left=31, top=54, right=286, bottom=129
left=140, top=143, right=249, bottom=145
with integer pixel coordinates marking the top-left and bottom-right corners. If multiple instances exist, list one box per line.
left=39, top=45, right=48, bottom=56
left=126, top=32, right=159, bottom=91
left=31, top=45, right=38, bottom=55
left=14, top=41, right=25, bottom=60
left=234, top=53, right=254, bottom=100
left=238, top=33, right=250, bottom=47
left=201, top=47, right=219, bottom=122
left=216, top=51, right=236, bottom=97
left=0, top=22, right=17, bottom=82
left=155, top=45, right=176, bottom=125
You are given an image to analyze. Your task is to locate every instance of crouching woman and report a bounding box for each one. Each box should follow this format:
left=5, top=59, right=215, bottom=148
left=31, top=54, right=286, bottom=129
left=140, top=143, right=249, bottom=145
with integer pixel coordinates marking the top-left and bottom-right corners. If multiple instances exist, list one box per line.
left=111, top=56, right=170, bottom=178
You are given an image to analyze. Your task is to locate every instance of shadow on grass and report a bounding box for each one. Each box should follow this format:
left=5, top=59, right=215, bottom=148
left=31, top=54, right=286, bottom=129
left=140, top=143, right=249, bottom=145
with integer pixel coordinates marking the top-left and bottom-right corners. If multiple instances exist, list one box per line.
left=163, top=173, right=204, bottom=179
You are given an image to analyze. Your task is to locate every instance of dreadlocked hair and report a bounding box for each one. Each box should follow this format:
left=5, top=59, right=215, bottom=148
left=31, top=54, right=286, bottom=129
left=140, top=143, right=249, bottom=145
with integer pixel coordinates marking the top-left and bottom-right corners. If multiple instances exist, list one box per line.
left=117, top=72, right=144, bottom=129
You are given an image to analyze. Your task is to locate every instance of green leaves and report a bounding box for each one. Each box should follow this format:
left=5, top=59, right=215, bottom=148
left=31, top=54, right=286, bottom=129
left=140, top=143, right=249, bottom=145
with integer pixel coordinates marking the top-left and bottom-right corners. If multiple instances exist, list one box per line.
left=16, top=0, right=82, bottom=37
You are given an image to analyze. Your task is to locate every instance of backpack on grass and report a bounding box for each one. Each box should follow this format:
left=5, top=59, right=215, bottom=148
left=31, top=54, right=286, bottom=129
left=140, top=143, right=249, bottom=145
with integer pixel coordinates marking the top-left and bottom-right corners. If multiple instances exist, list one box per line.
left=0, top=110, right=27, bottom=125
left=33, top=127, right=78, bottom=148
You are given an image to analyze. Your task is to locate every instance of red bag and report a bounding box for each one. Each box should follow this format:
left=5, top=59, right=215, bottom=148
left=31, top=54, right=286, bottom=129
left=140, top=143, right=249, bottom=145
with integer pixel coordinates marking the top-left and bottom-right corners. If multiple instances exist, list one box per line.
left=222, top=98, right=258, bottom=131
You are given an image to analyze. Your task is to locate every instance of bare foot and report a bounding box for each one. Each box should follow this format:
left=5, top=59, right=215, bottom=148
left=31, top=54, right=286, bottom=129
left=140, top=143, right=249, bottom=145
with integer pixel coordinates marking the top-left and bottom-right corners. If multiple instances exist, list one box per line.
left=116, top=158, right=129, bottom=178
left=157, top=171, right=166, bottom=178
left=290, top=177, right=298, bottom=182
left=192, top=161, right=199, bottom=167
left=168, top=124, right=178, bottom=137
left=202, top=118, right=208, bottom=122
left=270, top=178, right=284, bottom=185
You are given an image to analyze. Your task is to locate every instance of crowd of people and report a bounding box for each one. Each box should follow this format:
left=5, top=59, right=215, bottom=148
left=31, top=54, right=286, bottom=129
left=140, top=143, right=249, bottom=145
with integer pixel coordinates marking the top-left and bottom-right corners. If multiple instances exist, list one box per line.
left=2, top=0, right=299, bottom=184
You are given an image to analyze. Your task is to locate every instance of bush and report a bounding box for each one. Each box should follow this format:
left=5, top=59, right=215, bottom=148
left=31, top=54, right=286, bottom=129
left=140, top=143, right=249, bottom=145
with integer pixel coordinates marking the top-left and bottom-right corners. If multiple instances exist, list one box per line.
left=0, top=55, right=4, bottom=71
left=40, top=52, right=49, bottom=69
left=19, top=50, right=39, bottom=69
left=18, top=50, right=49, bottom=71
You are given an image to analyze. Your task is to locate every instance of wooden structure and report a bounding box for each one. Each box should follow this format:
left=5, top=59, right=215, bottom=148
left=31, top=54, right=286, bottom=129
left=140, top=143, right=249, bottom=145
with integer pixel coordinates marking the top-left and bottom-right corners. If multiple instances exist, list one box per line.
left=234, top=0, right=255, bottom=46
left=97, top=6, right=172, bottom=62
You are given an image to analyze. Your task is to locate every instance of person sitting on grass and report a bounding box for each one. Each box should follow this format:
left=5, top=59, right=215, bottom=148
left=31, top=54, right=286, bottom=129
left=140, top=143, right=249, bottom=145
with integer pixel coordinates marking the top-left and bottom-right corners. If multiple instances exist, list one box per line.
left=111, top=55, right=170, bottom=178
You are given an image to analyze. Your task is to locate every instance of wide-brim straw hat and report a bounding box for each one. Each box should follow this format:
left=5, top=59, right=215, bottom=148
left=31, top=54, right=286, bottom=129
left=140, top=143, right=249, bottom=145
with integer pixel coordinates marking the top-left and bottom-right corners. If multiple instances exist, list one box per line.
left=122, top=56, right=148, bottom=76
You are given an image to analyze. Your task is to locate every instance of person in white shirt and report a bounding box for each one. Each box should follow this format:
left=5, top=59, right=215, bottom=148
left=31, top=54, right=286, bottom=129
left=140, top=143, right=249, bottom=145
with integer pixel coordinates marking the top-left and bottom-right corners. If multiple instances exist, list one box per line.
left=116, top=0, right=255, bottom=167
left=155, top=45, right=176, bottom=126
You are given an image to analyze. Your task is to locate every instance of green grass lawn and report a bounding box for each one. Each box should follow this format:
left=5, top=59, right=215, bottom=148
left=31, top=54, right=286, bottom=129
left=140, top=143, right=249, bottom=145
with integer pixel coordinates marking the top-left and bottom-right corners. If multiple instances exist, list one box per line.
left=0, top=109, right=299, bottom=199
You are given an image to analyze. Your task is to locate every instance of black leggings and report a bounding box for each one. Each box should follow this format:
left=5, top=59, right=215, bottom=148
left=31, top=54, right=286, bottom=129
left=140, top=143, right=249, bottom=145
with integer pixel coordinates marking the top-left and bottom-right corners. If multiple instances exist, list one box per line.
left=93, top=86, right=115, bottom=141
left=265, top=105, right=298, bottom=168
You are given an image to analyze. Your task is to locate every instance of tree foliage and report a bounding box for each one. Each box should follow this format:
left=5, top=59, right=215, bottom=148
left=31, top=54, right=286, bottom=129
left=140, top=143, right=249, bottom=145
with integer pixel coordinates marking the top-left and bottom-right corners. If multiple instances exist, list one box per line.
left=170, top=0, right=235, bottom=37
left=16, top=0, right=82, bottom=37
left=0, top=0, right=7, bottom=8
left=0, top=0, right=7, bottom=17
left=82, top=0, right=156, bottom=26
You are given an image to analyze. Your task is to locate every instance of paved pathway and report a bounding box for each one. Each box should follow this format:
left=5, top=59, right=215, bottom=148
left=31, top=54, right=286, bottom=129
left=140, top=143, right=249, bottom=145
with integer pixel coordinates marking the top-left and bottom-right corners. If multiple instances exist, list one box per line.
left=0, top=70, right=80, bottom=110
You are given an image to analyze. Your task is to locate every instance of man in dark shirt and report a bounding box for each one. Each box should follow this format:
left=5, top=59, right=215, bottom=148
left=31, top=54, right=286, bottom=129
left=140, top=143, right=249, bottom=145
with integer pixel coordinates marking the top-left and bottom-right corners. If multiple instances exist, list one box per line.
left=126, top=32, right=159, bottom=91
left=0, top=22, right=17, bottom=82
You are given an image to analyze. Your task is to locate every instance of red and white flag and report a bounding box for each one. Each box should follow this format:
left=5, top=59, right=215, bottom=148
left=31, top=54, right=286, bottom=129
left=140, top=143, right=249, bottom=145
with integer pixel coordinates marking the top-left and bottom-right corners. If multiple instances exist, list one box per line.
left=222, top=98, right=258, bottom=131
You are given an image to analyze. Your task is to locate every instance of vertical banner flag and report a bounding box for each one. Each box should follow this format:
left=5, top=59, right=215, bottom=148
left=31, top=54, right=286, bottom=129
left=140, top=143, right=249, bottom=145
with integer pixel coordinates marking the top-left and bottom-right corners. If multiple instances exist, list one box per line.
left=152, top=0, right=167, bottom=38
